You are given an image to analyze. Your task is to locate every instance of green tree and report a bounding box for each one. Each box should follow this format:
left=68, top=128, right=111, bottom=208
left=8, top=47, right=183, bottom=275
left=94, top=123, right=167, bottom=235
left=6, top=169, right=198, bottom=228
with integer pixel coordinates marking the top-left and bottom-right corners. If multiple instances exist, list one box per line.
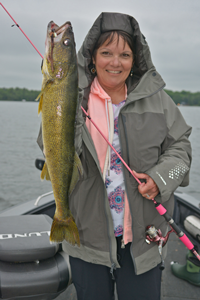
left=0, top=88, right=40, bottom=101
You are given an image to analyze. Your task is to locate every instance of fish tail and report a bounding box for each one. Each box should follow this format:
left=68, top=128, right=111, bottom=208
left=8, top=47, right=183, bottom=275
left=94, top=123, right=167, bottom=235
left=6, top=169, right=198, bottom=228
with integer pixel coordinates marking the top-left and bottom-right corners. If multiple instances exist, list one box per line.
left=50, top=215, right=80, bottom=246
left=41, top=162, right=51, bottom=180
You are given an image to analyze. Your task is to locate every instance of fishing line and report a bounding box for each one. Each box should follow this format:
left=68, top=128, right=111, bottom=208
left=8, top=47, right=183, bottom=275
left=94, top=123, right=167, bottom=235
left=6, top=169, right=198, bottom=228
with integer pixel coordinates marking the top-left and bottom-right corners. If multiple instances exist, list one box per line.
left=0, top=2, right=43, bottom=58
left=1, top=2, right=199, bottom=261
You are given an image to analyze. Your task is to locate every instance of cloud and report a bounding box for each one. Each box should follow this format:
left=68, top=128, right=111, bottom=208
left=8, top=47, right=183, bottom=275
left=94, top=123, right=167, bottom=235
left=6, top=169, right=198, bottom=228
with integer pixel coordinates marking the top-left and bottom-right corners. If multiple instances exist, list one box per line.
left=1, top=0, right=200, bottom=91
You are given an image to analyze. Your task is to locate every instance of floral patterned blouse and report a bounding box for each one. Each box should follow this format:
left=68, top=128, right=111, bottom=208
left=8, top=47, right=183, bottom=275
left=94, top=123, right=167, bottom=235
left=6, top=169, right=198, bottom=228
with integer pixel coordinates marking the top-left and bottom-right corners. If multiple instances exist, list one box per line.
left=105, top=100, right=125, bottom=237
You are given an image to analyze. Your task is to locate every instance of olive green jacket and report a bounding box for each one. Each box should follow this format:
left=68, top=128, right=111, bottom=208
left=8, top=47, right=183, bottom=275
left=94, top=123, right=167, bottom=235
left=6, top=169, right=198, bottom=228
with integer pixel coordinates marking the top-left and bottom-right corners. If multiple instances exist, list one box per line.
left=37, top=12, right=192, bottom=275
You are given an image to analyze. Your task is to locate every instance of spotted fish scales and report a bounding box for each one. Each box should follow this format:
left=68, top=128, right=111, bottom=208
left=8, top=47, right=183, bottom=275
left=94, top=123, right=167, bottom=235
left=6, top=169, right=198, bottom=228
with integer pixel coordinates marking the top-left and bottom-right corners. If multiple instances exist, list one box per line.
left=36, top=21, right=83, bottom=245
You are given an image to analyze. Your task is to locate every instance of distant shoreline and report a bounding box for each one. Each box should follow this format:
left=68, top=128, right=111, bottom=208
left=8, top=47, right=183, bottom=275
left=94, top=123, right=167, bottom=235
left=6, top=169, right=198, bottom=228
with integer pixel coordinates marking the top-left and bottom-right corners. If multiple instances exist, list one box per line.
left=0, top=99, right=36, bottom=102
left=0, top=87, right=200, bottom=106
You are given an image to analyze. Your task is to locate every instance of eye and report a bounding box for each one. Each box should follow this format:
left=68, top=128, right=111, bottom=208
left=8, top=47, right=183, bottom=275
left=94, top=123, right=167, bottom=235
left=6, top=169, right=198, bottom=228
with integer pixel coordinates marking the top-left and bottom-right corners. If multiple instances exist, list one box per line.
left=63, top=39, right=70, bottom=46
left=101, top=51, right=110, bottom=56
left=122, top=53, right=130, bottom=58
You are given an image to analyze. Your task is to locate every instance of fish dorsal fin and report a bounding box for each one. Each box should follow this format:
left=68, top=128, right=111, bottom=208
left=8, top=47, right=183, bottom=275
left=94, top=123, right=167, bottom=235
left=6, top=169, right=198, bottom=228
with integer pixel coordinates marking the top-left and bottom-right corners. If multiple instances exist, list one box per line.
left=69, top=152, right=83, bottom=195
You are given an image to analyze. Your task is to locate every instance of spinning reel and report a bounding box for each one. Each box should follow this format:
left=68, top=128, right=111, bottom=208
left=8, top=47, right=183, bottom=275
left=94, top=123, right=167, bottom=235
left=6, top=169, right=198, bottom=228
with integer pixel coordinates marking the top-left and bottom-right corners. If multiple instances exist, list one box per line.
left=145, top=225, right=174, bottom=270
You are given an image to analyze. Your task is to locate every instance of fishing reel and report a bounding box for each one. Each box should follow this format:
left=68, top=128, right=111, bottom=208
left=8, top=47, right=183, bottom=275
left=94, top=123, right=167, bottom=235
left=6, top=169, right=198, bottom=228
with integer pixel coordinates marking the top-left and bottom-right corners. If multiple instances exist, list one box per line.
left=145, top=225, right=174, bottom=270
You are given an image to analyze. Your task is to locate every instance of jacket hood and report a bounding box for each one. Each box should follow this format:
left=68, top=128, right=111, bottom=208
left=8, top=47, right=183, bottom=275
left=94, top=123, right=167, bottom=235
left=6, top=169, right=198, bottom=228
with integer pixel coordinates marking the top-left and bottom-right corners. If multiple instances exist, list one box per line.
left=90, top=77, right=110, bottom=100
left=77, top=12, right=165, bottom=96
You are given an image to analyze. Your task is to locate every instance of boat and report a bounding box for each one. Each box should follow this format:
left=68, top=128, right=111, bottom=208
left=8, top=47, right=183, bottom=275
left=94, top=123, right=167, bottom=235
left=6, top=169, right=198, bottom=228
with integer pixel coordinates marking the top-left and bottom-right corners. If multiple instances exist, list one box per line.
left=0, top=159, right=199, bottom=300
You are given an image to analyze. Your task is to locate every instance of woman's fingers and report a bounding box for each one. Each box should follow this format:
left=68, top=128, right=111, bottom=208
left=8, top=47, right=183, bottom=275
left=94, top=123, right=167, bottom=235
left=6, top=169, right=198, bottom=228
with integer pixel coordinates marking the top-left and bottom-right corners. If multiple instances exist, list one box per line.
left=132, top=170, right=159, bottom=199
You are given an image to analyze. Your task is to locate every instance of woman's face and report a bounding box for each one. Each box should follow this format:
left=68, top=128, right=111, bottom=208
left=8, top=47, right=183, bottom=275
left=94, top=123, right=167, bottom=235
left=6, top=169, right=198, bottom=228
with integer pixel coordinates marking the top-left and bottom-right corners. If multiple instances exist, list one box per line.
left=93, top=34, right=134, bottom=92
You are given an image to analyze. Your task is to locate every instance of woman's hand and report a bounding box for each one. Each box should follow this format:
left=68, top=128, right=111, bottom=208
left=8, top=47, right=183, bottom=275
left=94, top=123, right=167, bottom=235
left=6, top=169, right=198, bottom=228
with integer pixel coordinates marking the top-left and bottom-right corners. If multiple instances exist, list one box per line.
left=132, top=170, right=159, bottom=200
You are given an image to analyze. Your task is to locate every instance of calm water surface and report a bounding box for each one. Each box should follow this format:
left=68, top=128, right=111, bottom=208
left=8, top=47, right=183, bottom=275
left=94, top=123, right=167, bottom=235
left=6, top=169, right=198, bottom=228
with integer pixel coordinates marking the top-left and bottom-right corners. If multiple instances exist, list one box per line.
left=0, top=102, right=200, bottom=211
left=0, top=101, right=52, bottom=211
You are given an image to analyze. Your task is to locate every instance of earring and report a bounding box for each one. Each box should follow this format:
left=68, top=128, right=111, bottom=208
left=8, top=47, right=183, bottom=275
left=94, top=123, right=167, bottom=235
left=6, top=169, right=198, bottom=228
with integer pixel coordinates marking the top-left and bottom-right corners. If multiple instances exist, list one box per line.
left=91, top=65, right=96, bottom=75
left=129, top=68, right=134, bottom=77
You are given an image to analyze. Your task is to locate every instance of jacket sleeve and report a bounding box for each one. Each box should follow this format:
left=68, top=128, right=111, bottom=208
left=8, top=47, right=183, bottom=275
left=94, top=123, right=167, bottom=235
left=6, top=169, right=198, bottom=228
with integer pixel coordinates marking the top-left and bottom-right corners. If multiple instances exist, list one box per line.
left=146, top=92, right=192, bottom=203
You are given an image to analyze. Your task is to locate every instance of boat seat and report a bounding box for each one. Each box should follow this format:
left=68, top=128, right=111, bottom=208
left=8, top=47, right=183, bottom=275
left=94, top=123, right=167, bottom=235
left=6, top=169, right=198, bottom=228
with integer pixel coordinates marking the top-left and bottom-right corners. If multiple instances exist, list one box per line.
left=0, top=215, right=71, bottom=300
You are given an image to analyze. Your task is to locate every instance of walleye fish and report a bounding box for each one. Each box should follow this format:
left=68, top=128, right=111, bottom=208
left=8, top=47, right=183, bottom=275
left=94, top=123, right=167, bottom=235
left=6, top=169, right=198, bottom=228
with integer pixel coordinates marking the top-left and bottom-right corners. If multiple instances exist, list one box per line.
left=36, top=21, right=83, bottom=245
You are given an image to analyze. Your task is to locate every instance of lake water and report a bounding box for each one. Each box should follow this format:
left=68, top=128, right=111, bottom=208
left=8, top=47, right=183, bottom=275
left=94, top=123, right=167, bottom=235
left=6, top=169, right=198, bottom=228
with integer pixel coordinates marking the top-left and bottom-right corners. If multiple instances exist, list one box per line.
left=0, top=101, right=52, bottom=211
left=0, top=101, right=200, bottom=212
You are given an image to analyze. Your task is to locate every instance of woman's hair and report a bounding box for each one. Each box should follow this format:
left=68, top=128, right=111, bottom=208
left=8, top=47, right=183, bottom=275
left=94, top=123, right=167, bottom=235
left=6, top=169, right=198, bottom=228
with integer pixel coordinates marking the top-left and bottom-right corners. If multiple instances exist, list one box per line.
left=92, top=30, right=135, bottom=59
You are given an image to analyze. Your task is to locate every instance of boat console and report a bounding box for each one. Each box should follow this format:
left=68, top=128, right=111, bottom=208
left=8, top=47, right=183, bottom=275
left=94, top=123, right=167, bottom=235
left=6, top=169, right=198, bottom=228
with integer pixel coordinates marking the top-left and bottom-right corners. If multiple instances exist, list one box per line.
left=0, top=215, right=71, bottom=300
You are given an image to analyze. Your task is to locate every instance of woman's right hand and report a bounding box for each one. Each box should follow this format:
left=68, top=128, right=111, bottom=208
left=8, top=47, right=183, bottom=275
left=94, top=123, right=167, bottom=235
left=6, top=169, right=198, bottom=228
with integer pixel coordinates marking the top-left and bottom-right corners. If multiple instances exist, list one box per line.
left=132, top=170, right=159, bottom=200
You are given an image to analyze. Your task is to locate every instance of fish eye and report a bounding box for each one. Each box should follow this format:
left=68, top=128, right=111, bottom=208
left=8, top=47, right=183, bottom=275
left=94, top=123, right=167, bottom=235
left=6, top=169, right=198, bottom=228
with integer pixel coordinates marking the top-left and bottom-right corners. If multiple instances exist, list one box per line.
left=63, top=39, right=70, bottom=46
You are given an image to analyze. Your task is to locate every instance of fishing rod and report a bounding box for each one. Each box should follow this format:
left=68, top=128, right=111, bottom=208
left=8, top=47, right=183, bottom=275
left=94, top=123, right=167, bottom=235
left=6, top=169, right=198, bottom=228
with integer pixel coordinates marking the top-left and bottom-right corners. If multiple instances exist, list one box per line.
left=0, top=2, right=43, bottom=58
left=2, top=2, right=199, bottom=262
left=82, top=107, right=200, bottom=262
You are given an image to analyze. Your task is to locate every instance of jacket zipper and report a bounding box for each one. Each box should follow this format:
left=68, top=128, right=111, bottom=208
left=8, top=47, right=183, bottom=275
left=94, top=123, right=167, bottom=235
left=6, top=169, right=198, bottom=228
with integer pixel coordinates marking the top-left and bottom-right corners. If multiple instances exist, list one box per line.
left=119, top=103, right=131, bottom=249
left=118, top=105, right=137, bottom=270
left=103, top=183, right=118, bottom=279
left=121, top=190, right=125, bottom=249
left=121, top=237, right=125, bottom=248
left=110, top=263, right=116, bottom=280
left=121, top=114, right=131, bottom=177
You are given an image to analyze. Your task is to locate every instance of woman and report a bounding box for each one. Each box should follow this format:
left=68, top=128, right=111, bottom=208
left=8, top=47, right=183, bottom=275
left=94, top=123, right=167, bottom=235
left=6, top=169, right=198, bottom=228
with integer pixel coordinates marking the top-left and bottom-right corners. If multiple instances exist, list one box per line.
left=38, top=12, right=192, bottom=300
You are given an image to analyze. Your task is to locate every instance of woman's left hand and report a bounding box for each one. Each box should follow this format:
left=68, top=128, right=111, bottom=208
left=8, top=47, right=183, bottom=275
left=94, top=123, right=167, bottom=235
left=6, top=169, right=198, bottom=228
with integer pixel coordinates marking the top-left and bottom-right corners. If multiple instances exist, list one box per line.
left=132, top=170, right=159, bottom=200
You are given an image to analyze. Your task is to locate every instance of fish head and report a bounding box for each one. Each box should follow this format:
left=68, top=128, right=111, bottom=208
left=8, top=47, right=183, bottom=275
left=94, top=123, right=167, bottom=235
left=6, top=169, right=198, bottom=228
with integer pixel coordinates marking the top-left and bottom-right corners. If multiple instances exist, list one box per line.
left=43, top=21, right=76, bottom=79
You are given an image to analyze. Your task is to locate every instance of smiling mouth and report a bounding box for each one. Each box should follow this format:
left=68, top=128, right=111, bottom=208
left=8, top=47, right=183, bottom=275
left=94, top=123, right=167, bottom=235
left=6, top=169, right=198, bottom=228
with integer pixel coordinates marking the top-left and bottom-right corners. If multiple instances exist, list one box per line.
left=106, top=70, right=122, bottom=74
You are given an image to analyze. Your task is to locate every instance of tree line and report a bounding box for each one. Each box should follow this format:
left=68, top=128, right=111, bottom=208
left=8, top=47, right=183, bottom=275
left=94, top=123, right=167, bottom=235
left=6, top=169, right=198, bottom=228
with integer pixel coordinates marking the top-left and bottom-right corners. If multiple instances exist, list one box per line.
left=0, top=87, right=40, bottom=102
left=0, top=87, right=200, bottom=106
left=164, top=90, right=200, bottom=106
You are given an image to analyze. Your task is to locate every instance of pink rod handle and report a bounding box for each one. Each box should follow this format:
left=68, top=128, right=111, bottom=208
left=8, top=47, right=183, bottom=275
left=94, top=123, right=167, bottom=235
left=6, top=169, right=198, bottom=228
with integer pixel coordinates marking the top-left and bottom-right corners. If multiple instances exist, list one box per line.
left=155, top=204, right=167, bottom=215
left=179, top=235, right=200, bottom=261
left=180, top=236, right=200, bottom=261
left=179, top=234, right=195, bottom=250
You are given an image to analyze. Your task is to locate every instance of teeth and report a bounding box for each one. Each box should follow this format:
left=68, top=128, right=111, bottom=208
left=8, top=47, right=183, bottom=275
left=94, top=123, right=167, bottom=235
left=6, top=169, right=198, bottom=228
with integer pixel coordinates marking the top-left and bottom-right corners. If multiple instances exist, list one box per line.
left=107, top=70, right=121, bottom=74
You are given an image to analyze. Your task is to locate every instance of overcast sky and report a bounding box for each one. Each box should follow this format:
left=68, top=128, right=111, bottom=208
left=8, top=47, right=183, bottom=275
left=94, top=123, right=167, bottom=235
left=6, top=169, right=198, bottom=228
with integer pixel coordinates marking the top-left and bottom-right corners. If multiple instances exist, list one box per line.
left=1, top=0, right=199, bottom=92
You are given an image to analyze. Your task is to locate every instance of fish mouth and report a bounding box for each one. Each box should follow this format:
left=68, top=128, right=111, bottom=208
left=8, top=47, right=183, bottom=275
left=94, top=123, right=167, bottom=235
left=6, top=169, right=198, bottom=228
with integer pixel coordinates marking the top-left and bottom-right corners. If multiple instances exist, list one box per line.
left=48, top=21, right=72, bottom=43
left=46, top=21, right=72, bottom=72
left=54, top=21, right=71, bottom=36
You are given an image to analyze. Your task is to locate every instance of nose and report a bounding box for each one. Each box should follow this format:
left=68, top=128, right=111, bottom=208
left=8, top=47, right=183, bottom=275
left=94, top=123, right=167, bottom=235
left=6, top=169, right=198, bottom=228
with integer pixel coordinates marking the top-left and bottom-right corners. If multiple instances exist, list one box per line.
left=110, top=55, right=121, bottom=67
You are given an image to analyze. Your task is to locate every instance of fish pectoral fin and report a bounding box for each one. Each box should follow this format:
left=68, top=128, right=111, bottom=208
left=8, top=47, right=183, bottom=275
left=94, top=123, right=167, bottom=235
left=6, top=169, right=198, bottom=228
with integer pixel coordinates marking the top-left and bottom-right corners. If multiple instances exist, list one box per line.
left=38, top=93, right=43, bottom=114
left=41, top=162, right=51, bottom=181
left=50, top=215, right=80, bottom=246
left=35, top=79, right=54, bottom=114
left=69, top=152, right=83, bottom=195
left=36, top=89, right=45, bottom=115
left=35, top=90, right=43, bottom=102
